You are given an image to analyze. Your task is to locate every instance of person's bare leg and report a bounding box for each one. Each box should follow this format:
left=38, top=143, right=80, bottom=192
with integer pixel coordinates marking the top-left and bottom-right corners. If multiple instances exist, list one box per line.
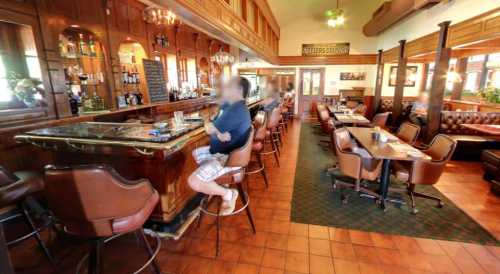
left=188, top=174, right=228, bottom=197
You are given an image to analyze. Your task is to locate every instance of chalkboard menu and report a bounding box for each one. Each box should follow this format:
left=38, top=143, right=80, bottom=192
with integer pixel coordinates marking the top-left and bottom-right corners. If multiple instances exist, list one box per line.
left=143, top=59, right=168, bottom=102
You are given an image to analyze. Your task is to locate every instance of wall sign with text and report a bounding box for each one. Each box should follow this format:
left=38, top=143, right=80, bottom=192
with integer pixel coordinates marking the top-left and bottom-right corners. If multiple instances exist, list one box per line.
left=302, top=43, right=350, bottom=57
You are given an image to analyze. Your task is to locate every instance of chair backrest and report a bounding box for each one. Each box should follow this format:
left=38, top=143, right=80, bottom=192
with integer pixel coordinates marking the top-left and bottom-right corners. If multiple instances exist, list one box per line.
left=410, top=134, right=457, bottom=185
left=346, top=101, right=359, bottom=109
left=333, top=128, right=361, bottom=179
left=253, top=111, right=267, bottom=142
left=0, top=166, right=18, bottom=187
left=353, top=104, right=367, bottom=116
left=226, top=127, right=255, bottom=168
left=424, top=134, right=457, bottom=162
left=371, top=112, right=389, bottom=128
left=267, top=107, right=282, bottom=129
left=396, top=122, right=420, bottom=145
left=44, top=165, right=156, bottom=237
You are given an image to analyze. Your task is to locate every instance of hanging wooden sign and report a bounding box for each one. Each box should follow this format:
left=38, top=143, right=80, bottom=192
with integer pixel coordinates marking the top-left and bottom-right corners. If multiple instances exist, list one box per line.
left=302, top=43, right=350, bottom=57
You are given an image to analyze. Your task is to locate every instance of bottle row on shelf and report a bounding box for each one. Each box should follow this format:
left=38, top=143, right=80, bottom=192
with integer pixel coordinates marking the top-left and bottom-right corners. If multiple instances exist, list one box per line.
left=122, top=66, right=141, bottom=85
left=59, top=33, right=99, bottom=59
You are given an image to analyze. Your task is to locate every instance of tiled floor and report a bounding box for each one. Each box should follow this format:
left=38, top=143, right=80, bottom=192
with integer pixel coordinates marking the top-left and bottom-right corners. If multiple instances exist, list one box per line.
left=10, top=119, right=500, bottom=274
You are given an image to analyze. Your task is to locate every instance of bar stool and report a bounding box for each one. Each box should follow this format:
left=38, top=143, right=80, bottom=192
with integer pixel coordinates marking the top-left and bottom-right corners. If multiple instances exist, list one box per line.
left=197, top=128, right=256, bottom=257
left=246, top=111, right=269, bottom=188
left=261, top=107, right=281, bottom=166
left=44, top=165, right=161, bottom=274
left=0, top=166, right=55, bottom=266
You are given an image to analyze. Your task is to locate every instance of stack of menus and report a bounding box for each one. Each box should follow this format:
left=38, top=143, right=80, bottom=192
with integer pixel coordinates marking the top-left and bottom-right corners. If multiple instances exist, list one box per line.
left=143, top=59, right=168, bottom=102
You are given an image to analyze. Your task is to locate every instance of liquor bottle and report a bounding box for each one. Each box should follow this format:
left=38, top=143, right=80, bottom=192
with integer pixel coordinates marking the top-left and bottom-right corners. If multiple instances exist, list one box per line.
left=66, top=36, right=77, bottom=58
left=78, top=33, right=89, bottom=56
left=69, top=94, right=79, bottom=115
left=82, top=92, right=94, bottom=112
left=122, top=66, right=128, bottom=84
left=92, top=91, right=104, bottom=110
left=88, top=36, right=97, bottom=57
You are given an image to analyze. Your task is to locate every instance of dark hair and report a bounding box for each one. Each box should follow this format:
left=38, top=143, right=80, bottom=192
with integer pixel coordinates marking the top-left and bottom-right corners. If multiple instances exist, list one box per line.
left=287, top=82, right=294, bottom=91
left=238, top=77, right=250, bottom=98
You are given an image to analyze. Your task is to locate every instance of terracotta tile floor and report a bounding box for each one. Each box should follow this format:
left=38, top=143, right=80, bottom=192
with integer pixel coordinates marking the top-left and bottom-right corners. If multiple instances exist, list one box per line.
left=9, top=119, right=500, bottom=274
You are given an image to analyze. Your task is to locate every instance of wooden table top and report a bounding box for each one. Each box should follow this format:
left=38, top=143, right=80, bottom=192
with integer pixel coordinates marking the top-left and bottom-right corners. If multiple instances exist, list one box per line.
left=346, top=127, right=431, bottom=161
left=460, top=124, right=500, bottom=135
left=334, top=113, right=371, bottom=124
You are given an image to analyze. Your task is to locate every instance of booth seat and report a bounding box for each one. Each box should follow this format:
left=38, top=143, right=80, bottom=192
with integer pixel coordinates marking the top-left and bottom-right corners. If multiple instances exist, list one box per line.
left=439, top=111, right=500, bottom=159
left=378, top=99, right=416, bottom=125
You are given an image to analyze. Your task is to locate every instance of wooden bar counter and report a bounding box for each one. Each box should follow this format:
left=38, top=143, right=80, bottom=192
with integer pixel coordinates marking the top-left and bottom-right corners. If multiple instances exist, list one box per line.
left=12, top=97, right=262, bottom=236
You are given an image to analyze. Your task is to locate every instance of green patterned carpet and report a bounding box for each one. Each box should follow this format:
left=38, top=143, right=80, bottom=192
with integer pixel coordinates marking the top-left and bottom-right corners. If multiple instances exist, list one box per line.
left=291, top=122, right=499, bottom=245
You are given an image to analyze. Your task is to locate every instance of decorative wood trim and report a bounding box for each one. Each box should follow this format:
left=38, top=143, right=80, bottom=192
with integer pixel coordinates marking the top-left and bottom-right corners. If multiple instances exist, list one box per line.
left=404, top=32, right=439, bottom=58
left=447, top=7, right=500, bottom=48
left=146, top=0, right=279, bottom=64
left=381, top=47, right=399, bottom=63
left=278, top=54, right=377, bottom=66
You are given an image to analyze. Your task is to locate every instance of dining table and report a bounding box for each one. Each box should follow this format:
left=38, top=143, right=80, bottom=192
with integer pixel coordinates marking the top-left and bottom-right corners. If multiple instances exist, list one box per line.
left=460, top=124, right=500, bottom=136
left=346, top=127, right=431, bottom=210
left=334, top=113, right=371, bottom=126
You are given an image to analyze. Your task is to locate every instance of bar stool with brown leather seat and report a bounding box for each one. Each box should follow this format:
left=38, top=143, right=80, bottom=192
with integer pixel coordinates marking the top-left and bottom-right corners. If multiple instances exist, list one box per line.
left=261, top=107, right=281, bottom=166
left=395, top=122, right=421, bottom=145
left=43, top=165, right=161, bottom=274
left=331, top=128, right=383, bottom=204
left=391, top=134, right=457, bottom=214
left=197, top=128, right=256, bottom=256
left=0, top=166, right=55, bottom=266
left=246, top=111, right=270, bottom=188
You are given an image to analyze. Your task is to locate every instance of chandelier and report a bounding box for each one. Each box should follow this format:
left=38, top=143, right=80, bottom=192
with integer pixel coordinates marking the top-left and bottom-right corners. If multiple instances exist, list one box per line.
left=210, top=48, right=235, bottom=66
left=325, top=0, right=345, bottom=28
left=143, top=7, right=177, bottom=25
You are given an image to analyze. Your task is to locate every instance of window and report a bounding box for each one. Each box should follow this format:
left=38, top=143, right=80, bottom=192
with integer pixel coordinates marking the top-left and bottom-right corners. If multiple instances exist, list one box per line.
left=0, top=21, right=45, bottom=110
left=187, top=58, right=197, bottom=89
left=167, top=54, right=178, bottom=89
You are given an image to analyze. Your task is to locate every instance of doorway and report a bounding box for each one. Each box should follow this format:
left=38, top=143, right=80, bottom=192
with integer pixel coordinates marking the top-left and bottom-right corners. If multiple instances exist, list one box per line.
left=299, top=68, right=324, bottom=117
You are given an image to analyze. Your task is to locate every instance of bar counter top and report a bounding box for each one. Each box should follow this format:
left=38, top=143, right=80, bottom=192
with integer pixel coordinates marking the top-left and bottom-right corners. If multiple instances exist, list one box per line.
left=14, top=96, right=263, bottom=156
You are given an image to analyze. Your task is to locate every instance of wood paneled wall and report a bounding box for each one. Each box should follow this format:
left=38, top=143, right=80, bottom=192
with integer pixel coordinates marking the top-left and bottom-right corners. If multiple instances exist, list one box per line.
left=0, top=0, right=229, bottom=122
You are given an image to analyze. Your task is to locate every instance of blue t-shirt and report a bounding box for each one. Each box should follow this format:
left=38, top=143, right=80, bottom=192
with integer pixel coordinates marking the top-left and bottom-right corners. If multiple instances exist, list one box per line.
left=210, top=100, right=251, bottom=155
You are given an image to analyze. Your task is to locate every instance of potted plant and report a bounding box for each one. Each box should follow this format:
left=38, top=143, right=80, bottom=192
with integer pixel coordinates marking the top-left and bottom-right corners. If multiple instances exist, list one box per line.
left=7, top=72, right=45, bottom=108
left=477, top=87, right=500, bottom=104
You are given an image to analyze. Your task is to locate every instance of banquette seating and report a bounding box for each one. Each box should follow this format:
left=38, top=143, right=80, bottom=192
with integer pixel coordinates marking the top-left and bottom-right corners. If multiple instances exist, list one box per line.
left=439, top=111, right=500, bottom=159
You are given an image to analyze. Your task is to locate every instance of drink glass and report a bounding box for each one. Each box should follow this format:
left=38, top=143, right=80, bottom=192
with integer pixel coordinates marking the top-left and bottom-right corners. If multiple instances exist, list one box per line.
left=174, top=111, right=184, bottom=128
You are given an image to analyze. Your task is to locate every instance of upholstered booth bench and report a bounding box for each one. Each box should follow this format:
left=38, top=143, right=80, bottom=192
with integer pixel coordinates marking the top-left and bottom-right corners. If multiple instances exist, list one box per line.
left=440, top=111, right=500, bottom=160
left=481, top=150, right=500, bottom=196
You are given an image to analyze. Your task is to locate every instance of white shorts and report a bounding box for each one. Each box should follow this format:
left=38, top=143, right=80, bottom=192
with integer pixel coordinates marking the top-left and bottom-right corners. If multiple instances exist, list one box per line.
left=192, top=146, right=239, bottom=182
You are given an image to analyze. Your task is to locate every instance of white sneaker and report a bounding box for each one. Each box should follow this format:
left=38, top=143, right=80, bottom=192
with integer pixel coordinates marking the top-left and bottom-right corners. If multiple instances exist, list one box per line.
left=220, top=189, right=239, bottom=216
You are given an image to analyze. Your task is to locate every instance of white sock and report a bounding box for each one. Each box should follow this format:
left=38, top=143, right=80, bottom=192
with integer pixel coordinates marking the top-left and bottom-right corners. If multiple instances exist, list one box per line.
left=222, top=189, right=233, bottom=201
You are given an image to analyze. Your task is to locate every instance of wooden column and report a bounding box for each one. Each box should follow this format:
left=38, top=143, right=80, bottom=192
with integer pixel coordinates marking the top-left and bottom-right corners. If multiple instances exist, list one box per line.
left=426, top=21, right=452, bottom=142
left=373, top=49, right=384, bottom=116
left=451, top=57, right=468, bottom=100
left=392, top=40, right=407, bottom=127
left=420, top=63, right=429, bottom=92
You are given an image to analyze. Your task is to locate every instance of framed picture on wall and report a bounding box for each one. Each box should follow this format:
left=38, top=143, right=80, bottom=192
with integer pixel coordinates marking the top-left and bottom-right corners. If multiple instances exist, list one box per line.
left=389, top=66, right=418, bottom=87
left=340, top=72, right=366, bottom=81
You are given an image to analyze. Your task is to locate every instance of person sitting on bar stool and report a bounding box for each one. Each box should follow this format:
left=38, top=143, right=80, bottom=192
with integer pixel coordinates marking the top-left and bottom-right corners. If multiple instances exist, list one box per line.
left=260, top=78, right=281, bottom=113
left=188, top=76, right=252, bottom=216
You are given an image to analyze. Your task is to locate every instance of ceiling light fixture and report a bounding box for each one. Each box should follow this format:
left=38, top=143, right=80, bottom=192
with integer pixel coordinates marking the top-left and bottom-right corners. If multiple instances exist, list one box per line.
left=143, top=7, right=177, bottom=25
left=326, top=0, right=345, bottom=28
left=211, top=47, right=235, bottom=66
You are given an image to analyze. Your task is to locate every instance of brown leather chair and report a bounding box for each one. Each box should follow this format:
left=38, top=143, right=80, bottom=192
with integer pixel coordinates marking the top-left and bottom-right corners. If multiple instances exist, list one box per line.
left=332, top=128, right=382, bottom=204
left=44, top=165, right=161, bottom=274
left=262, top=107, right=281, bottom=166
left=353, top=104, right=367, bottom=116
left=247, top=111, right=269, bottom=188
left=396, top=122, right=421, bottom=145
left=0, top=166, right=55, bottom=266
left=366, top=112, right=390, bottom=128
left=198, top=127, right=256, bottom=256
left=391, top=134, right=457, bottom=214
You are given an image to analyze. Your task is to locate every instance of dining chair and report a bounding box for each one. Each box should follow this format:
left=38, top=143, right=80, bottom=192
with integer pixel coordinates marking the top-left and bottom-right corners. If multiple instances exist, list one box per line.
left=391, top=134, right=457, bottom=214
left=331, top=128, right=382, bottom=204
left=353, top=104, right=367, bottom=116
left=360, top=112, right=390, bottom=128
left=395, top=122, right=421, bottom=145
